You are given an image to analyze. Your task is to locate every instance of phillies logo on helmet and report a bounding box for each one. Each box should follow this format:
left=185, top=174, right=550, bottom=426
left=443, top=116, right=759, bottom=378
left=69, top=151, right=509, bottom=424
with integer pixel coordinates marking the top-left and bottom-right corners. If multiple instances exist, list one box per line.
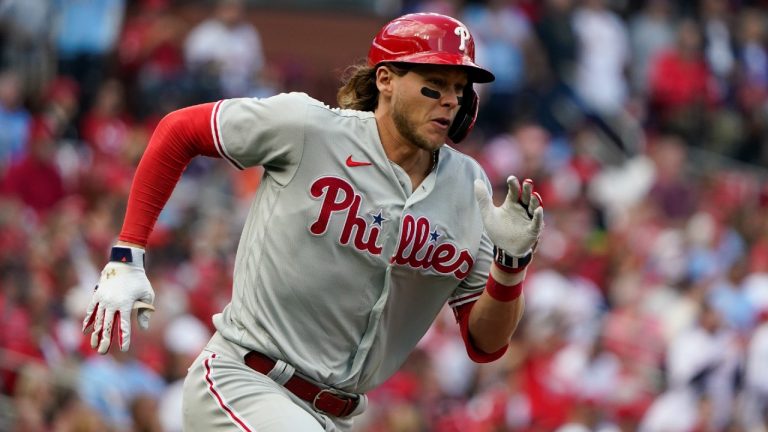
left=367, top=12, right=495, bottom=84
left=454, top=26, right=470, bottom=51
left=308, top=176, right=474, bottom=279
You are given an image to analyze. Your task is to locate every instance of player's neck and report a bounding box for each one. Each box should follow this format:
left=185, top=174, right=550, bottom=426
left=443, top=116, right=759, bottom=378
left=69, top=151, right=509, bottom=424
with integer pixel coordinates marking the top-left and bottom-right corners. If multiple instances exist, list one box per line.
left=375, top=112, right=435, bottom=178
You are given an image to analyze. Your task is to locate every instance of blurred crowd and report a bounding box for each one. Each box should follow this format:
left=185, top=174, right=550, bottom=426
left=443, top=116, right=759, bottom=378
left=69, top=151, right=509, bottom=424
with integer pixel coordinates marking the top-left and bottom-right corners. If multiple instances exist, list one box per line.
left=1, top=0, right=768, bottom=431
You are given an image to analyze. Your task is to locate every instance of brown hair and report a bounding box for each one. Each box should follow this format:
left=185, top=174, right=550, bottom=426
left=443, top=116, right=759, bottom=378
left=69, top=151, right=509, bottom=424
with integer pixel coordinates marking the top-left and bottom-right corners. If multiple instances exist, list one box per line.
left=337, top=63, right=410, bottom=111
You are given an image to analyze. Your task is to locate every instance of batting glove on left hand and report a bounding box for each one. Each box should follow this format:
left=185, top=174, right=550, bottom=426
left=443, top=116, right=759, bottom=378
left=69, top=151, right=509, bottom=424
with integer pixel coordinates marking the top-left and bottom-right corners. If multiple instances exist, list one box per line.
left=474, top=176, right=544, bottom=258
left=82, top=246, right=155, bottom=354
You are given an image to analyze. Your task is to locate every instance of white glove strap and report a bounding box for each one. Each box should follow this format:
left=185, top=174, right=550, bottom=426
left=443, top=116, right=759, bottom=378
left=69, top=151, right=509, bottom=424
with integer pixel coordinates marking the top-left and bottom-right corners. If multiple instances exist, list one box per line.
left=110, top=246, right=146, bottom=269
left=494, top=246, right=532, bottom=270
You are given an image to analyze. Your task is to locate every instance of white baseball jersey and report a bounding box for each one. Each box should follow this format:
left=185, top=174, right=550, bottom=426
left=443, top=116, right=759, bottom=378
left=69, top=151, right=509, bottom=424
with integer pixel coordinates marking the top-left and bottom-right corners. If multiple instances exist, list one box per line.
left=209, top=92, right=494, bottom=394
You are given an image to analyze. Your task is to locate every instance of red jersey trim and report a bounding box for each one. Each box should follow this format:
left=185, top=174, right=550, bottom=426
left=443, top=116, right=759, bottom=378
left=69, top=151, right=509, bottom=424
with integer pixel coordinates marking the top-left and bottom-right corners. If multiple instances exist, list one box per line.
left=452, top=300, right=508, bottom=363
left=448, top=291, right=482, bottom=308
left=210, top=100, right=244, bottom=170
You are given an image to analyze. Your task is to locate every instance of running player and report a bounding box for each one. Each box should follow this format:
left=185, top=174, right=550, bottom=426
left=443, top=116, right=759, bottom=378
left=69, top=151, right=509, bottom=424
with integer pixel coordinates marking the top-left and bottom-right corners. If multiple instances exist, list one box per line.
left=82, top=12, right=543, bottom=431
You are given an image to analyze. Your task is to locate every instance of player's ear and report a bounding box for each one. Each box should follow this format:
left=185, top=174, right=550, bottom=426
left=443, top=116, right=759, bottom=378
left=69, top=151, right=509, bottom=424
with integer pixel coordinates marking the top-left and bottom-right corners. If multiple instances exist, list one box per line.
left=375, top=65, right=395, bottom=96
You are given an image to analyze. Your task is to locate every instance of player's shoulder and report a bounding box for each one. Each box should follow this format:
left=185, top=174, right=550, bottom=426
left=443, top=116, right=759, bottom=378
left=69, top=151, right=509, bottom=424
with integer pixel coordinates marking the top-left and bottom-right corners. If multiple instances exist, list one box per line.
left=440, top=145, right=487, bottom=176
left=245, top=91, right=318, bottom=107
left=222, top=91, right=314, bottom=108
left=220, top=92, right=319, bottom=121
left=439, top=145, right=492, bottom=186
left=235, top=92, right=374, bottom=119
left=297, top=93, right=375, bottom=120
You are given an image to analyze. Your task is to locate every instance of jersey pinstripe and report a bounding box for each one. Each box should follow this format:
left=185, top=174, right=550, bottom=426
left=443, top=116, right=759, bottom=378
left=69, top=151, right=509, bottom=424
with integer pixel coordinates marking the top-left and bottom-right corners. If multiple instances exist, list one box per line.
left=209, top=92, right=493, bottom=393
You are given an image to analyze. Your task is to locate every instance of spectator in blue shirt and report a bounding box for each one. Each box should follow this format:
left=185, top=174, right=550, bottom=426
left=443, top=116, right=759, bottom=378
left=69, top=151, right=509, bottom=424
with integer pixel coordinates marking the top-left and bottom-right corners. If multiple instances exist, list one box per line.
left=78, top=349, right=165, bottom=430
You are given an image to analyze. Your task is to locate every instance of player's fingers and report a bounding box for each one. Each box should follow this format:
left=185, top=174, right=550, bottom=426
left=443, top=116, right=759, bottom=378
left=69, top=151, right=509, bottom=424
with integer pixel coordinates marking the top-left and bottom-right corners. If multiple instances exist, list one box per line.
left=530, top=206, right=544, bottom=235
left=83, top=284, right=100, bottom=332
left=532, top=191, right=543, bottom=207
left=133, top=301, right=155, bottom=311
left=136, top=303, right=154, bottom=331
left=98, top=309, right=116, bottom=354
left=82, top=301, right=98, bottom=333
left=473, top=179, right=492, bottom=216
left=529, top=191, right=543, bottom=215
left=90, top=304, right=106, bottom=349
left=90, top=328, right=100, bottom=351
left=520, top=179, right=533, bottom=207
left=504, top=176, right=521, bottom=209
left=117, top=310, right=131, bottom=352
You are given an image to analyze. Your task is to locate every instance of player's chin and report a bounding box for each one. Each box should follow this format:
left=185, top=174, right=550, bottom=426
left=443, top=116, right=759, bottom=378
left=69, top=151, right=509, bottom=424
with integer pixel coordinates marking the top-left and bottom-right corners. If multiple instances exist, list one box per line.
left=418, top=135, right=445, bottom=151
left=423, top=126, right=449, bottom=147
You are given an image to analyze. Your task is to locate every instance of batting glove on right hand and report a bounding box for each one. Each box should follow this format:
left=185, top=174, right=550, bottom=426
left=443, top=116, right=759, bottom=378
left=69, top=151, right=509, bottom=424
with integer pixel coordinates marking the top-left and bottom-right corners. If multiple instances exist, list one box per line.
left=474, top=176, right=544, bottom=258
left=82, top=246, right=155, bottom=354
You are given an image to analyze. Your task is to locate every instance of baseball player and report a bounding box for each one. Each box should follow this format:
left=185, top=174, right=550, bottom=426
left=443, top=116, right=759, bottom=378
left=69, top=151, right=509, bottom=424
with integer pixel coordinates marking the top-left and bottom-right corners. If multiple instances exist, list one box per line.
left=82, top=12, right=543, bottom=432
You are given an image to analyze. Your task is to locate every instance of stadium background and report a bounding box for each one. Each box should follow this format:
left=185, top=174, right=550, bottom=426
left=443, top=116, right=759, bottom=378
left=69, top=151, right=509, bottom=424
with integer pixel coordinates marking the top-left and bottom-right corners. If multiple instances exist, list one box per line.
left=1, top=0, right=767, bottom=431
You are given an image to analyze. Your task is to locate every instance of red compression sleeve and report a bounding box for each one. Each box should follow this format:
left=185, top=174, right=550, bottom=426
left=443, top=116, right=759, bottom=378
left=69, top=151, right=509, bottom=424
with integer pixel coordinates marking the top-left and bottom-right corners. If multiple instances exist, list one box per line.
left=454, top=302, right=508, bottom=363
left=119, top=103, right=221, bottom=246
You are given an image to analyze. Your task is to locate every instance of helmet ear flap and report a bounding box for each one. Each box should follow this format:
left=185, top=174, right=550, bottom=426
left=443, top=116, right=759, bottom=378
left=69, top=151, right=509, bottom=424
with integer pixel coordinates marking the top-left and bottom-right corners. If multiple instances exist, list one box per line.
left=448, top=87, right=479, bottom=143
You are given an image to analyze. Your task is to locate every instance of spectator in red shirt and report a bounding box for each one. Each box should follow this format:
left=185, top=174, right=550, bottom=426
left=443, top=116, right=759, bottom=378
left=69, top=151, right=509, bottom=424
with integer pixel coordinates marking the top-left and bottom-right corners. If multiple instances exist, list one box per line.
left=0, top=118, right=66, bottom=217
left=648, top=18, right=717, bottom=137
left=81, top=78, right=133, bottom=159
left=117, top=0, right=187, bottom=119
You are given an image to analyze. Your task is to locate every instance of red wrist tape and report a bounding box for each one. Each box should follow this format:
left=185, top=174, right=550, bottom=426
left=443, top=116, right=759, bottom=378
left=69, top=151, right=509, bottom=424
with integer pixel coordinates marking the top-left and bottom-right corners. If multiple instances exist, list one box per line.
left=485, top=277, right=523, bottom=302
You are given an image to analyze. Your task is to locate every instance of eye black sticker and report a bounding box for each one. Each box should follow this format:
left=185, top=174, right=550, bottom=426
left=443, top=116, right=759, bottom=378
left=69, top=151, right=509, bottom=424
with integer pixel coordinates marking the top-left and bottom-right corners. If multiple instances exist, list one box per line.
left=421, top=87, right=441, bottom=99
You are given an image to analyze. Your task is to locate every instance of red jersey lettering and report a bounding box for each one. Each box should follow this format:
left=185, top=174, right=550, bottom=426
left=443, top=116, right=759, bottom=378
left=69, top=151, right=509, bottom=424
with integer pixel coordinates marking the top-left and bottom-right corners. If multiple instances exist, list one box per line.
left=392, top=214, right=474, bottom=279
left=309, top=176, right=382, bottom=255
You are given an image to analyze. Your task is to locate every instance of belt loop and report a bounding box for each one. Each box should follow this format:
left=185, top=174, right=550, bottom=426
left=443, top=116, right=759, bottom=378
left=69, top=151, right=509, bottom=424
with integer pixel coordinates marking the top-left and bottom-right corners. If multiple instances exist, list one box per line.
left=266, top=359, right=295, bottom=386
left=349, top=394, right=367, bottom=417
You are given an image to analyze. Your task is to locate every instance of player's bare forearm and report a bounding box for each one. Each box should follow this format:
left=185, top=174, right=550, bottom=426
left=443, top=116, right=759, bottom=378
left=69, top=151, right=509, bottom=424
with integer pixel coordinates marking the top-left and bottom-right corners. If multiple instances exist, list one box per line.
left=468, top=264, right=526, bottom=353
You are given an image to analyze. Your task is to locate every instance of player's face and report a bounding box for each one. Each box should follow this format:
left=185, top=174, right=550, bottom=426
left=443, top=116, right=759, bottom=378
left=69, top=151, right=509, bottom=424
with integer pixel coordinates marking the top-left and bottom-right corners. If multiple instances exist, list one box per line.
left=391, top=66, right=467, bottom=151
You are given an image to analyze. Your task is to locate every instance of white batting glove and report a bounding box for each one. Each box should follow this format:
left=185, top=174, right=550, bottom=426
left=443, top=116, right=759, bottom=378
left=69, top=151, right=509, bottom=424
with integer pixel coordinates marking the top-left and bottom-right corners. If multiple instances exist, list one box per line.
left=474, top=176, right=544, bottom=260
left=82, top=246, right=155, bottom=354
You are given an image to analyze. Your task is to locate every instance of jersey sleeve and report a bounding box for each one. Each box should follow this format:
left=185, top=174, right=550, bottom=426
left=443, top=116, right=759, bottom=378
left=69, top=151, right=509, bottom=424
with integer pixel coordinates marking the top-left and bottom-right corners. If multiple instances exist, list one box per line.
left=447, top=167, right=494, bottom=310
left=447, top=230, right=493, bottom=309
left=449, top=232, right=508, bottom=363
left=212, top=92, right=311, bottom=184
left=447, top=173, right=505, bottom=363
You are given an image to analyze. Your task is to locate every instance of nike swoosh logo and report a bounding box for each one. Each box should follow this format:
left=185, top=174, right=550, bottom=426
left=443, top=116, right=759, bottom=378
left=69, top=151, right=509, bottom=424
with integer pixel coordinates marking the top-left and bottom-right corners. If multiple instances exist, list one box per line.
left=346, top=155, right=372, bottom=167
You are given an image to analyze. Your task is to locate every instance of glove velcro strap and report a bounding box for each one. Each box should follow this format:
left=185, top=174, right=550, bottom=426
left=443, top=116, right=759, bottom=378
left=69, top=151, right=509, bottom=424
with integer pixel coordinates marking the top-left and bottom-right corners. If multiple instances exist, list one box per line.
left=110, top=246, right=146, bottom=268
left=493, top=246, right=532, bottom=273
left=486, top=277, right=523, bottom=302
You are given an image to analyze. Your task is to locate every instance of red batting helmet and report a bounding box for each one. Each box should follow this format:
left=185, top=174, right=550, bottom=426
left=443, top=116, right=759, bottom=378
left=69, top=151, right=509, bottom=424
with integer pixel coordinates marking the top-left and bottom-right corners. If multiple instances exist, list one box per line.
left=368, top=13, right=495, bottom=84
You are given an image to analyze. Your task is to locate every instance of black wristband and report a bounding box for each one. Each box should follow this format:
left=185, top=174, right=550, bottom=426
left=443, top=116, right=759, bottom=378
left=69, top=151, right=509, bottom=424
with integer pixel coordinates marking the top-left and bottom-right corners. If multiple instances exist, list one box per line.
left=110, top=246, right=145, bottom=268
left=493, top=246, right=532, bottom=270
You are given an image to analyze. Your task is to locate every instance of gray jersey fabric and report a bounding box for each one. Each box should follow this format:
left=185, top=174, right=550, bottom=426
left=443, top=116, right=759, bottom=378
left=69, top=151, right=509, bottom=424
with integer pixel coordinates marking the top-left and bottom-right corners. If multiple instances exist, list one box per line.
left=209, top=92, right=493, bottom=394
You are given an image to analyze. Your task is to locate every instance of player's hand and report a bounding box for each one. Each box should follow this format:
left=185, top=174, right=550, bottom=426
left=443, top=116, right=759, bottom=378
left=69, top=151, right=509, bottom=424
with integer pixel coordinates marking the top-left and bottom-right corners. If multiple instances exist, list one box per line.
left=82, top=246, right=155, bottom=354
left=474, top=176, right=544, bottom=257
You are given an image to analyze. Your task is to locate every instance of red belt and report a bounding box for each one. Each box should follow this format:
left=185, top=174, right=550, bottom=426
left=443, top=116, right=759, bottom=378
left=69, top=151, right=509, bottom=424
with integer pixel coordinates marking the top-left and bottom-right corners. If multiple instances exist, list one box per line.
left=243, top=351, right=359, bottom=418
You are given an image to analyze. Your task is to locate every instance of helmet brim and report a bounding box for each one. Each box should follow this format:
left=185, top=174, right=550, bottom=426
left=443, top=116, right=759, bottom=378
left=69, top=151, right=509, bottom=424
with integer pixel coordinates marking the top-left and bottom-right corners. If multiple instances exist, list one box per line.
left=375, top=52, right=495, bottom=84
